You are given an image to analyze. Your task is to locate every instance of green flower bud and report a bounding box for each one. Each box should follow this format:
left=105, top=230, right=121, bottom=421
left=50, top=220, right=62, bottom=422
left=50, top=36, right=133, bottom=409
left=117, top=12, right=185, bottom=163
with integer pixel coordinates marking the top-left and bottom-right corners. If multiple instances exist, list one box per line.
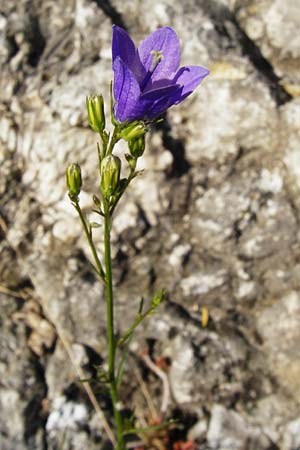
left=120, top=121, right=146, bottom=142
left=128, top=135, right=145, bottom=158
left=66, top=163, right=82, bottom=201
left=100, top=155, right=121, bottom=198
left=86, top=95, right=105, bottom=133
left=151, top=289, right=165, bottom=308
left=93, top=194, right=101, bottom=208
left=125, top=153, right=136, bottom=171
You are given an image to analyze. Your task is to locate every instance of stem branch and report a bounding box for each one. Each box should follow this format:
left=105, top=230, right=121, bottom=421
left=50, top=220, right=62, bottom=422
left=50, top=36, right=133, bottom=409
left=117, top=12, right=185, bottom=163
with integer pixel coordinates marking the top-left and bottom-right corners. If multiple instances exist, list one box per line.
left=74, top=202, right=105, bottom=282
left=107, top=126, right=119, bottom=155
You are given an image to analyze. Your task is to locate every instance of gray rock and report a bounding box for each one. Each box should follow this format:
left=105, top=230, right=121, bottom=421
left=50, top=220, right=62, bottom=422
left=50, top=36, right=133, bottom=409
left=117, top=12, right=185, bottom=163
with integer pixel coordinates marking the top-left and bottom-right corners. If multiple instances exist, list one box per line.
left=169, top=334, right=196, bottom=404
left=207, top=404, right=271, bottom=450
left=282, top=418, right=300, bottom=450
left=2, top=0, right=300, bottom=448
left=46, top=396, right=88, bottom=432
left=256, top=291, right=300, bottom=398
left=236, top=0, right=300, bottom=87
left=46, top=396, right=103, bottom=450
left=45, top=341, right=89, bottom=400
left=0, top=295, right=46, bottom=450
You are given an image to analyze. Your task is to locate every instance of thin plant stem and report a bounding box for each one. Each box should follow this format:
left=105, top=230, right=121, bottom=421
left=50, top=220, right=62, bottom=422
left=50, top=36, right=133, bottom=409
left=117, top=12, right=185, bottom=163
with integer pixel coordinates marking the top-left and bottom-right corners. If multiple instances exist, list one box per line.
left=110, top=168, right=136, bottom=216
left=117, top=303, right=157, bottom=347
left=107, top=126, right=119, bottom=155
left=103, top=197, right=125, bottom=450
left=73, top=201, right=106, bottom=282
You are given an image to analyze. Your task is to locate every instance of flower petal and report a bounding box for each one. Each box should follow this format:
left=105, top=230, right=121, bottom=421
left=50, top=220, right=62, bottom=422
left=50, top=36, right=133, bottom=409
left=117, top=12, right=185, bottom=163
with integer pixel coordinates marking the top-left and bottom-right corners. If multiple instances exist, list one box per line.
left=173, top=65, right=209, bottom=102
left=146, top=85, right=183, bottom=119
left=141, top=83, right=181, bottom=101
left=112, top=25, right=136, bottom=65
left=138, top=27, right=180, bottom=81
left=112, top=25, right=145, bottom=82
left=113, top=57, right=143, bottom=122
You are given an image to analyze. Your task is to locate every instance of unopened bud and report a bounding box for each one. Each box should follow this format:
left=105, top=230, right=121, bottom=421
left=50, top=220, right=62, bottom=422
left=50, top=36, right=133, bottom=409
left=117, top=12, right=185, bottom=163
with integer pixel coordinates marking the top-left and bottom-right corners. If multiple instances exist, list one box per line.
left=100, top=155, right=121, bottom=198
left=86, top=95, right=105, bottom=133
left=66, top=163, right=82, bottom=201
left=151, top=290, right=165, bottom=308
left=125, top=153, right=136, bottom=171
left=93, top=194, right=101, bottom=209
left=128, top=135, right=145, bottom=158
left=120, top=121, right=146, bottom=142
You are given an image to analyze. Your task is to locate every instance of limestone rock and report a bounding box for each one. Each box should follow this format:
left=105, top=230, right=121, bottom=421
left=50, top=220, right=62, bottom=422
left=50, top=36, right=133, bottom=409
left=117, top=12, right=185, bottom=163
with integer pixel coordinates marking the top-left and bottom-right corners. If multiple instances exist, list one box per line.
left=1, top=0, right=300, bottom=449
left=207, top=404, right=272, bottom=450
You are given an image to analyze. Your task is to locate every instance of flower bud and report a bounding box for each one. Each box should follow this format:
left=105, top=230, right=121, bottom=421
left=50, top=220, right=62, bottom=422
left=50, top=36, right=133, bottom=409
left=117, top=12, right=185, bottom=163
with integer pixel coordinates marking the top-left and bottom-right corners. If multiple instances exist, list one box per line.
left=125, top=153, right=136, bottom=171
left=93, top=194, right=102, bottom=209
left=66, top=163, right=82, bottom=201
left=100, top=155, right=121, bottom=198
left=151, top=289, right=165, bottom=308
left=128, top=135, right=145, bottom=158
left=86, top=95, right=105, bottom=133
left=120, top=121, right=146, bottom=142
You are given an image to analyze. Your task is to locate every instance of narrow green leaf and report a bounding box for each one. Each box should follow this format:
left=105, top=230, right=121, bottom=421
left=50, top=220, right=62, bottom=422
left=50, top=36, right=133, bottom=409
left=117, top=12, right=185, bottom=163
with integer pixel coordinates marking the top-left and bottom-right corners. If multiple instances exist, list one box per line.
left=138, top=297, right=144, bottom=315
left=116, top=336, right=132, bottom=389
left=123, top=419, right=177, bottom=436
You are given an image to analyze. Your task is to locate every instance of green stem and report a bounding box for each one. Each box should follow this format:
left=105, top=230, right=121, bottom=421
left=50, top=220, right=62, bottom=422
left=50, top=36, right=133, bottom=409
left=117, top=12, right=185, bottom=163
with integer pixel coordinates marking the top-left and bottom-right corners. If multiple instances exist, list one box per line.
left=103, top=198, right=125, bottom=450
left=117, top=305, right=155, bottom=347
left=110, top=165, right=136, bottom=216
left=107, top=126, right=119, bottom=155
left=73, top=202, right=105, bottom=282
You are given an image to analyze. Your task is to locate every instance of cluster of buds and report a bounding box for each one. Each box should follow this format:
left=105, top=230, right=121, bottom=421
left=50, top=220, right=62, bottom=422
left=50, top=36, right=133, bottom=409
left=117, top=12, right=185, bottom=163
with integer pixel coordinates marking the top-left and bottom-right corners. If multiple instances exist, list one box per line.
left=66, top=95, right=149, bottom=207
left=120, top=121, right=146, bottom=159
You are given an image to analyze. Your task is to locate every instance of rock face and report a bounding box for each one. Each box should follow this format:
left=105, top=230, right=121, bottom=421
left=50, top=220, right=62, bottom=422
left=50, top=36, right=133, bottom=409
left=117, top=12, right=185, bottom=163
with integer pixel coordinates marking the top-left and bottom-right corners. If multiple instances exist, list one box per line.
left=236, top=0, right=300, bottom=91
left=1, top=0, right=300, bottom=449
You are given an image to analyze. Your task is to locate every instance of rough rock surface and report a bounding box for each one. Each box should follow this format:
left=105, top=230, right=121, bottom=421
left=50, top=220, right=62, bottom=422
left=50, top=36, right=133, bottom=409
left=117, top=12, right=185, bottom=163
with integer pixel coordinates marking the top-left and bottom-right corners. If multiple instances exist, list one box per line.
left=1, top=0, right=300, bottom=449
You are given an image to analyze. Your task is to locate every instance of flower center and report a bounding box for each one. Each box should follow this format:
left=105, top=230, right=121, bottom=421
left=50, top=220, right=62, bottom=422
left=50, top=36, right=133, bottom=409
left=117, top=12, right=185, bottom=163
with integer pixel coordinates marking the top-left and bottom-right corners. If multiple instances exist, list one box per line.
left=140, top=50, right=164, bottom=90
left=150, top=50, right=164, bottom=71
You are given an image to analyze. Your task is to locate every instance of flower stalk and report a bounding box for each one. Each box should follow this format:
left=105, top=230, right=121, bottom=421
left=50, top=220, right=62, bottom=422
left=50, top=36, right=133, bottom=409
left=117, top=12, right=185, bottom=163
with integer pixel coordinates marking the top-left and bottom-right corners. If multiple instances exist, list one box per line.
left=70, top=198, right=105, bottom=282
